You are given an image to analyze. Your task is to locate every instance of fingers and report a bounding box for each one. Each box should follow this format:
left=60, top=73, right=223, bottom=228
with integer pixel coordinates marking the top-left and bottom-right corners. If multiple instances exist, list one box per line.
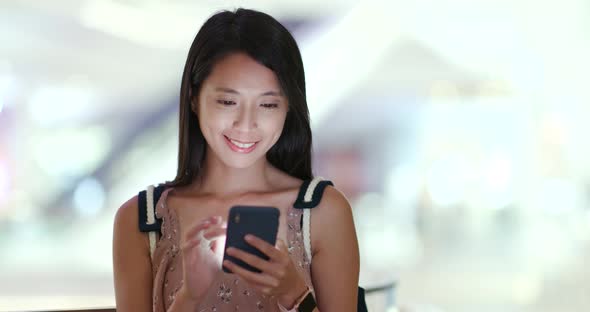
left=203, top=225, right=227, bottom=240
left=184, top=216, right=221, bottom=240
left=225, top=247, right=276, bottom=273
left=223, top=238, right=302, bottom=298
left=244, top=234, right=281, bottom=259
left=225, top=238, right=290, bottom=277
left=210, top=237, right=223, bottom=253
left=276, top=239, right=288, bottom=252
left=182, top=235, right=207, bottom=250
left=223, top=259, right=280, bottom=288
left=182, top=216, right=225, bottom=250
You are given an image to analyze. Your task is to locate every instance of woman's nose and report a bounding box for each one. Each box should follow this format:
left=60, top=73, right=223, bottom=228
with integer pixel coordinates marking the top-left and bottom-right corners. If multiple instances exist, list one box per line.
left=232, top=106, right=258, bottom=130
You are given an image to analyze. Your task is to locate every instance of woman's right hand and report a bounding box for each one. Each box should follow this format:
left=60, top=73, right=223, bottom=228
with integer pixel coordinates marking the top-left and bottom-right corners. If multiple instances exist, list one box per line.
left=179, top=215, right=227, bottom=302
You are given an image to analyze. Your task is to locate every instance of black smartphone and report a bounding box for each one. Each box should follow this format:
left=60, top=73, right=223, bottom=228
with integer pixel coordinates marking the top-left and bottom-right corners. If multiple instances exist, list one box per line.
left=222, top=205, right=280, bottom=273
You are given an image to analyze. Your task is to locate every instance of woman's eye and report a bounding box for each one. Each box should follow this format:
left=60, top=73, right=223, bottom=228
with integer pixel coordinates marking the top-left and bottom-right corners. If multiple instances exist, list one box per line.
left=260, top=103, right=278, bottom=109
left=217, top=99, right=236, bottom=106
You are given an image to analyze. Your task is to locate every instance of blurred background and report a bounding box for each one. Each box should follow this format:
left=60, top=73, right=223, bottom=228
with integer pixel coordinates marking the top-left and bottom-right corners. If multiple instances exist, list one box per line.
left=1, top=0, right=590, bottom=311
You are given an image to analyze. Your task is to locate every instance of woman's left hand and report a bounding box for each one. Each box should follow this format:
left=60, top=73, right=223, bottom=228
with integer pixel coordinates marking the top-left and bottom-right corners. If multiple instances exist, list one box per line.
left=223, top=235, right=308, bottom=308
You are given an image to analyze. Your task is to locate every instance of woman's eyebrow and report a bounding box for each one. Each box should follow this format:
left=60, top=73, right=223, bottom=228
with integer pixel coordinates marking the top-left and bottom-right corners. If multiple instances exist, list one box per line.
left=260, top=90, right=283, bottom=97
left=214, top=87, right=283, bottom=97
left=214, top=87, right=239, bottom=94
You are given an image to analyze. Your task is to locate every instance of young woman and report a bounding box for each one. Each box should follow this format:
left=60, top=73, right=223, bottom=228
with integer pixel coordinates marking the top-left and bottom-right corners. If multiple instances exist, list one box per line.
left=113, top=8, right=359, bottom=312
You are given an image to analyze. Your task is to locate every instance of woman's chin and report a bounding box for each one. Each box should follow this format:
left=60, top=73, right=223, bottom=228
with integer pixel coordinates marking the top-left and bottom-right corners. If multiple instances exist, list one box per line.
left=219, top=156, right=262, bottom=170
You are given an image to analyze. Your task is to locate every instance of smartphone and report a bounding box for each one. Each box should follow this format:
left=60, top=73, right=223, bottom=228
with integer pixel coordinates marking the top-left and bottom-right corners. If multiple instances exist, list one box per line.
left=222, top=205, right=280, bottom=274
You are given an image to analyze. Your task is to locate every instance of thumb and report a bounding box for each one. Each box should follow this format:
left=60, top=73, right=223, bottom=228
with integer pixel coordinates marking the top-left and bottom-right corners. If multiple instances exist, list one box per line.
left=276, top=239, right=288, bottom=252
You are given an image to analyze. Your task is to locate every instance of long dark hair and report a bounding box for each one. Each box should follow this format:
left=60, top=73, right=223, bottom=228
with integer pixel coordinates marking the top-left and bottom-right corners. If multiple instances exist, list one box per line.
left=166, top=8, right=313, bottom=187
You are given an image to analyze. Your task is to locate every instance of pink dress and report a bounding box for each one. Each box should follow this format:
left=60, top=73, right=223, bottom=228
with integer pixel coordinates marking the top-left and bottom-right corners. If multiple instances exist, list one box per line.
left=150, top=189, right=313, bottom=312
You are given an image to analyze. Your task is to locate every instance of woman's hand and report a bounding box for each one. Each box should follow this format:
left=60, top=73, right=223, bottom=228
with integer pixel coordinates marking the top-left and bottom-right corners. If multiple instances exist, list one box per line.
left=180, top=216, right=227, bottom=302
left=222, top=235, right=309, bottom=308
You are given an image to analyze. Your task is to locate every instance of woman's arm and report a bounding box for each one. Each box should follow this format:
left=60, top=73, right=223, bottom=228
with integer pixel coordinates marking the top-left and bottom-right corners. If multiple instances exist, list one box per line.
left=113, top=197, right=219, bottom=312
left=310, top=186, right=360, bottom=312
left=113, top=196, right=154, bottom=311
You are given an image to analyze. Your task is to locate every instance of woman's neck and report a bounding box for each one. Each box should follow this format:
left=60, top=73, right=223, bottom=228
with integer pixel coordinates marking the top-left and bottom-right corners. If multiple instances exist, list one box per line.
left=195, top=154, right=276, bottom=197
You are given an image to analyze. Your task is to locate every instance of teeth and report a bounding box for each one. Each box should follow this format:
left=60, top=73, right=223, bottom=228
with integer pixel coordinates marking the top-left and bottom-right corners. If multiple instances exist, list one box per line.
left=230, top=139, right=255, bottom=149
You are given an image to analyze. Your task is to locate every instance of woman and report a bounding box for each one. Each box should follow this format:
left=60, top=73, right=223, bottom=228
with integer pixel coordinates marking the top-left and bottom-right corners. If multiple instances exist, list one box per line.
left=113, top=8, right=359, bottom=312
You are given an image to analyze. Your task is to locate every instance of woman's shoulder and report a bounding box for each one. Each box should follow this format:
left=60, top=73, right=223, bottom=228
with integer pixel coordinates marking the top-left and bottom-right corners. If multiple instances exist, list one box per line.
left=114, top=195, right=140, bottom=228
left=315, top=183, right=351, bottom=212
left=113, top=195, right=145, bottom=241
left=309, top=182, right=356, bottom=251
left=113, top=194, right=151, bottom=252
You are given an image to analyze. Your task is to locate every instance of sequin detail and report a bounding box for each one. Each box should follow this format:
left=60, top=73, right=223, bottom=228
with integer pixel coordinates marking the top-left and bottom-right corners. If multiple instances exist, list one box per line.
left=168, top=287, right=180, bottom=303
left=217, top=283, right=233, bottom=303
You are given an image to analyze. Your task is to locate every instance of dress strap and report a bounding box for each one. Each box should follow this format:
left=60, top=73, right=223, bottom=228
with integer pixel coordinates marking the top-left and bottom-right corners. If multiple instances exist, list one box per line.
left=293, top=178, right=334, bottom=209
left=293, top=177, right=333, bottom=262
left=138, top=184, right=167, bottom=259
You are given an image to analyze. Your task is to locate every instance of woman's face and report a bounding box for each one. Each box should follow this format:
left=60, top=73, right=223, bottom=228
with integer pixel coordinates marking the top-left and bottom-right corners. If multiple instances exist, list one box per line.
left=196, top=52, right=288, bottom=169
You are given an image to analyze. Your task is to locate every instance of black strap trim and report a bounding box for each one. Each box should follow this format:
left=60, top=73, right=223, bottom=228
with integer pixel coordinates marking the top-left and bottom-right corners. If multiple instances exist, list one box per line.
left=138, top=184, right=167, bottom=233
left=293, top=179, right=334, bottom=209
left=293, top=180, right=312, bottom=207
left=297, top=291, right=317, bottom=312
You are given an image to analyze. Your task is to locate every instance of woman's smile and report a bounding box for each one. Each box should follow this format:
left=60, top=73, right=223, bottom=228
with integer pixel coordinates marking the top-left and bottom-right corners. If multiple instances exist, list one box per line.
left=224, top=135, right=259, bottom=153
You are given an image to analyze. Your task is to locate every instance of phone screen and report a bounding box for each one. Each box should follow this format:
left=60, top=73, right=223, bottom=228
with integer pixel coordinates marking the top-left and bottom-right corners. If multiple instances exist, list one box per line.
left=222, top=205, right=280, bottom=273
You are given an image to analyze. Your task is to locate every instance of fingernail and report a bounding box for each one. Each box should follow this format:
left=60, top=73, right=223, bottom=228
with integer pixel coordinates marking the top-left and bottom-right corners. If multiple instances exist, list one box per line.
left=245, top=234, right=252, bottom=241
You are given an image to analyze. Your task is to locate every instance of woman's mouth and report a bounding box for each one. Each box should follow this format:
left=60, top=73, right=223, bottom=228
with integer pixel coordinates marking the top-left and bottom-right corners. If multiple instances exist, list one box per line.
left=224, top=135, right=258, bottom=153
